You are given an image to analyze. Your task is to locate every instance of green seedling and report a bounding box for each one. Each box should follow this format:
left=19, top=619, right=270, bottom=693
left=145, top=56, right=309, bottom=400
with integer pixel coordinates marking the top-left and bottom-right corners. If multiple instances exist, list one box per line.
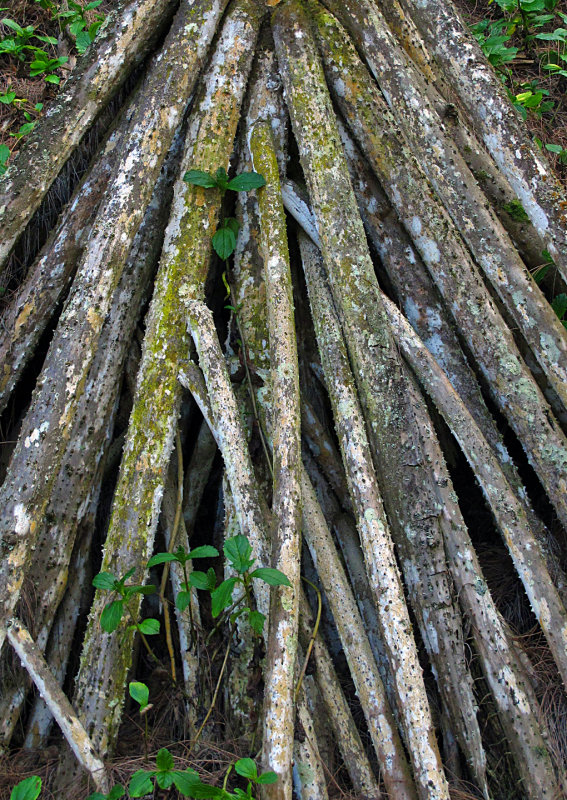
left=92, top=568, right=159, bottom=660
left=10, top=776, right=42, bottom=800
left=1, top=17, right=37, bottom=60
left=56, top=0, right=105, bottom=54
left=207, top=534, right=290, bottom=636
left=129, top=680, right=152, bottom=758
left=10, top=104, right=43, bottom=139
left=29, top=50, right=68, bottom=83
left=129, top=748, right=202, bottom=798
left=85, top=786, right=125, bottom=800
left=148, top=544, right=219, bottom=615
left=545, top=142, right=567, bottom=164
left=183, top=167, right=265, bottom=259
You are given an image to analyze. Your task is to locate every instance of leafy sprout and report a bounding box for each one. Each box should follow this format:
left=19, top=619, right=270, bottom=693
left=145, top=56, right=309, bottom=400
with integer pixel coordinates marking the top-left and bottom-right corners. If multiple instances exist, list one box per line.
left=183, top=168, right=266, bottom=259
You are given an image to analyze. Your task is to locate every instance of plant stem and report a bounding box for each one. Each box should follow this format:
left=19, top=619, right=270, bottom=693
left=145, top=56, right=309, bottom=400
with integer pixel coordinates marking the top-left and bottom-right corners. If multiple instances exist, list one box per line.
left=192, top=621, right=236, bottom=749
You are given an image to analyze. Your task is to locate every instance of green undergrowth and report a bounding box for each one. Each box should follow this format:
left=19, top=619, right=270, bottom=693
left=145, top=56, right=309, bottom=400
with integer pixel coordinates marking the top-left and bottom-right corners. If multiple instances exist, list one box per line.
left=466, top=0, right=567, bottom=176
left=0, top=0, right=109, bottom=173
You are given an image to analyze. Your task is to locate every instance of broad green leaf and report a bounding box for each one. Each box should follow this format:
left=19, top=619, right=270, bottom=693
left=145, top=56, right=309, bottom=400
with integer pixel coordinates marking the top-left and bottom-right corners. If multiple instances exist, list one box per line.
left=156, top=772, right=174, bottom=789
left=44, top=74, right=60, bottom=83
left=100, top=600, right=123, bottom=632
left=248, top=610, right=266, bottom=635
left=223, top=217, right=240, bottom=236
left=147, top=552, right=179, bottom=567
left=156, top=748, right=175, bottom=772
left=129, top=681, right=149, bottom=709
left=214, top=166, right=229, bottom=191
left=249, top=568, right=291, bottom=587
left=212, top=227, right=236, bottom=260
left=74, top=30, right=92, bottom=52
left=177, top=779, right=225, bottom=798
left=10, top=776, right=41, bottom=800
left=69, top=19, right=86, bottom=35
left=183, top=169, right=217, bottom=188
left=176, top=590, right=192, bottom=612
left=128, top=770, right=154, bottom=798
left=211, top=577, right=237, bottom=617
left=227, top=172, right=266, bottom=191
left=92, top=572, right=116, bottom=591
left=189, top=571, right=211, bottom=590
left=256, top=772, right=278, bottom=785
left=234, top=758, right=257, bottom=780
left=138, top=618, right=160, bottom=635
left=187, top=545, right=219, bottom=559
left=224, top=535, right=253, bottom=573
left=170, top=770, right=200, bottom=796
left=2, top=18, right=24, bottom=33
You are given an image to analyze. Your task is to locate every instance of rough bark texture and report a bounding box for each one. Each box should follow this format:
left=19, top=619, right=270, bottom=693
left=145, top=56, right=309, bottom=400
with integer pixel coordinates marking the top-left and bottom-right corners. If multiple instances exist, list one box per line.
left=2, top=0, right=567, bottom=796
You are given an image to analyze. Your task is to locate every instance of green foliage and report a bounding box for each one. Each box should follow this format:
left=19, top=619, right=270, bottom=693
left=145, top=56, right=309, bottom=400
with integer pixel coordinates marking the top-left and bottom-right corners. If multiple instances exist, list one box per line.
left=10, top=777, right=41, bottom=800
left=127, top=753, right=278, bottom=800
left=545, top=142, right=567, bottom=164
left=54, top=0, right=105, bottom=54
left=92, top=568, right=159, bottom=635
left=183, top=168, right=265, bottom=259
left=203, top=534, right=289, bottom=633
left=470, top=0, right=567, bottom=162
left=128, top=748, right=201, bottom=797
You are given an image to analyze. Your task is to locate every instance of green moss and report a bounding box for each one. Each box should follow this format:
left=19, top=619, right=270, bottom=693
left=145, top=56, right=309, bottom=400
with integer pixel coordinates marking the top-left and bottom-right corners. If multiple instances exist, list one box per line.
left=502, top=199, right=530, bottom=222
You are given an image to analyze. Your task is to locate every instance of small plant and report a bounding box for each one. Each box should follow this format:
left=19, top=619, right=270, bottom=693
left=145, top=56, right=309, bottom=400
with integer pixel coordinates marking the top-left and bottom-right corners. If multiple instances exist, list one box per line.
left=183, top=167, right=266, bottom=260
left=29, top=50, right=68, bottom=83
left=92, top=568, right=160, bottom=661
left=129, top=680, right=152, bottom=759
left=10, top=103, right=43, bottom=139
left=10, top=777, right=42, bottom=800
left=502, top=198, right=530, bottom=221
left=205, top=534, right=290, bottom=636
left=128, top=748, right=201, bottom=798
left=55, top=0, right=105, bottom=54
left=510, top=81, right=554, bottom=118
left=545, top=142, right=567, bottom=164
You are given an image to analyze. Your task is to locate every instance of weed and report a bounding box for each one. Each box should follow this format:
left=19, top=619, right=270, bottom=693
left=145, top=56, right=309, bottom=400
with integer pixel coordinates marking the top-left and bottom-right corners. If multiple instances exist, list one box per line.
left=91, top=568, right=161, bottom=661
left=127, top=751, right=277, bottom=799
left=54, top=0, right=105, bottom=54
left=183, top=168, right=266, bottom=260
left=9, top=777, right=41, bottom=800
